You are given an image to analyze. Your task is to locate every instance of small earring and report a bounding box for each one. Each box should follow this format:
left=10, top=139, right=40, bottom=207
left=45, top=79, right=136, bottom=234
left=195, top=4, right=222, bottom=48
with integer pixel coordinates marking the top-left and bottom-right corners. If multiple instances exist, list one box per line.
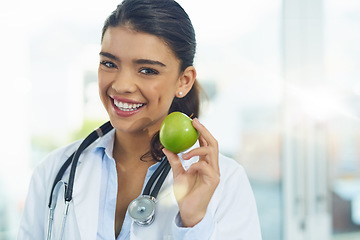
left=178, top=92, right=183, bottom=97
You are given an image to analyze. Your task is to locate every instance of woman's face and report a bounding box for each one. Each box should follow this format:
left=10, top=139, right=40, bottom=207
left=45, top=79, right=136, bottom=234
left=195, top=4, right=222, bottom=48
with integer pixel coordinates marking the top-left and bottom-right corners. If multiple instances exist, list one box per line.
left=99, top=26, right=182, bottom=135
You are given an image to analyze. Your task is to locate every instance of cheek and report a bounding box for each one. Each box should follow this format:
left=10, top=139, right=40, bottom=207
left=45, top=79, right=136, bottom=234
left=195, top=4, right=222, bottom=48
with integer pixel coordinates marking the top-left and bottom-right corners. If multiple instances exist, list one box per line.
left=98, top=71, right=111, bottom=92
left=151, top=81, right=177, bottom=102
left=98, top=78, right=106, bottom=93
left=98, top=72, right=111, bottom=103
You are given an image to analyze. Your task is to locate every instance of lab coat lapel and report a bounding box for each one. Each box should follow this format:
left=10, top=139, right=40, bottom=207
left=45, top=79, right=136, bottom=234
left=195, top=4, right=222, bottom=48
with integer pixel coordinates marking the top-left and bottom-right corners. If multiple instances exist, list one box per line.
left=72, top=151, right=102, bottom=240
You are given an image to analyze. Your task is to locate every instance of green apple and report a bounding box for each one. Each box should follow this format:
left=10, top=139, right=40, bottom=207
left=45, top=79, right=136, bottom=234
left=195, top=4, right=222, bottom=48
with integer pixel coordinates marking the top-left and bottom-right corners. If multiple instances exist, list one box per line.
left=160, top=112, right=199, bottom=153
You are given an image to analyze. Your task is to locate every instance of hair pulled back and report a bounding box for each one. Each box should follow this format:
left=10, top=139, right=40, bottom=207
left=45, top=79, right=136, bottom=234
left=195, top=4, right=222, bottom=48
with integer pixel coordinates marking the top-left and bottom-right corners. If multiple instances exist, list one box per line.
left=102, top=0, right=201, bottom=160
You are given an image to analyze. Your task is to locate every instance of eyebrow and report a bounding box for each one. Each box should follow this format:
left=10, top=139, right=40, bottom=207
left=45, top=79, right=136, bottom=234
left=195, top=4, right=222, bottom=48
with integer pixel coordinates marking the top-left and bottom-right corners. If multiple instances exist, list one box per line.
left=134, top=59, right=166, bottom=67
left=99, top=52, right=119, bottom=62
left=99, top=51, right=166, bottom=67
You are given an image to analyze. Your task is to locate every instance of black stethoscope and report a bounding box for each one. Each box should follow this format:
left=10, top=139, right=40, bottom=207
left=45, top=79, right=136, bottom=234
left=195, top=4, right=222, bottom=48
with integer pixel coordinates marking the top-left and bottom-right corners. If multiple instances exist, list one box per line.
left=46, top=121, right=171, bottom=240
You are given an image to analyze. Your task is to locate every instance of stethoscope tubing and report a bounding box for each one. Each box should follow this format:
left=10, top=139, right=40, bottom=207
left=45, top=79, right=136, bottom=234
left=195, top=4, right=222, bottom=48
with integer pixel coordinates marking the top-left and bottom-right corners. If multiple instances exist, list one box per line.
left=65, top=121, right=113, bottom=202
left=48, top=121, right=113, bottom=208
left=143, top=157, right=171, bottom=196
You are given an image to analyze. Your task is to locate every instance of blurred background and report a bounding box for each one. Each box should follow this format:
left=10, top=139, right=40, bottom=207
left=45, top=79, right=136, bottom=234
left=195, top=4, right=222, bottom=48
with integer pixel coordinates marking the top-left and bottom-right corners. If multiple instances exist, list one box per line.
left=0, top=0, right=359, bottom=239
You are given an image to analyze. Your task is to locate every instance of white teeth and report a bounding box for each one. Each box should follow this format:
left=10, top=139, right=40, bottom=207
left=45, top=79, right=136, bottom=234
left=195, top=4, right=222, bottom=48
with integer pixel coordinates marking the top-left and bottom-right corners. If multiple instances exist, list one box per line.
left=113, top=99, right=144, bottom=111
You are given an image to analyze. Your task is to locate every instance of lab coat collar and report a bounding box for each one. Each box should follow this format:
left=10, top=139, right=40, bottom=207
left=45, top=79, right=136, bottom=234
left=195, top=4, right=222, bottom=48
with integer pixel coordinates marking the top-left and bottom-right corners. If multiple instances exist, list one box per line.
left=61, top=129, right=116, bottom=165
left=91, top=128, right=116, bottom=157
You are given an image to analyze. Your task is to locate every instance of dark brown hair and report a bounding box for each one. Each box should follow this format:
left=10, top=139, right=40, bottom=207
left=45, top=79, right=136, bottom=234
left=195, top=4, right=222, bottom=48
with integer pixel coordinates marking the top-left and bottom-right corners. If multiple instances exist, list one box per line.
left=102, top=0, right=201, bottom=160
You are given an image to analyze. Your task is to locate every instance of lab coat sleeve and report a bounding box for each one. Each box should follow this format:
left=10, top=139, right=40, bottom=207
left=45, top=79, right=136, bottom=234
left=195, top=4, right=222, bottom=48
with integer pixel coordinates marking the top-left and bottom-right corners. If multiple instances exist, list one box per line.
left=172, top=156, right=262, bottom=240
left=17, top=144, right=78, bottom=240
left=17, top=159, right=49, bottom=240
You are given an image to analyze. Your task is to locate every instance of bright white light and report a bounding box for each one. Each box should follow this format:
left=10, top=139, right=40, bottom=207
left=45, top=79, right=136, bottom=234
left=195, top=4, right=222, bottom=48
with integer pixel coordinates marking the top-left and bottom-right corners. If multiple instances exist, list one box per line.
left=177, top=0, right=279, bottom=43
left=287, top=84, right=356, bottom=121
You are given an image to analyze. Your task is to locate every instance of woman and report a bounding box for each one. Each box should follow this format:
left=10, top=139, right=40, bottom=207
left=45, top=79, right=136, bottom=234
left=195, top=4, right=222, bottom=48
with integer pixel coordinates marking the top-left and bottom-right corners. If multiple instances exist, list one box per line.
left=18, top=0, right=262, bottom=239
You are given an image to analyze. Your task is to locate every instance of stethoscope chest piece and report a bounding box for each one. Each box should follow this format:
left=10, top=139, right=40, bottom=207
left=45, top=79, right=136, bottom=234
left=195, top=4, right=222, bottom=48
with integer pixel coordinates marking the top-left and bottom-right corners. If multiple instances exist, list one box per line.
left=128, top=195, right=156, bottom=226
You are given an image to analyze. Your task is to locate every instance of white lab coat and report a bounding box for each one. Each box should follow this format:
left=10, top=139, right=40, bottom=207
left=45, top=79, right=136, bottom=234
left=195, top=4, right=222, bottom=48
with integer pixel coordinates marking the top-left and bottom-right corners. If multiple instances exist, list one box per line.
left=18, top=133, right=262, bottom=240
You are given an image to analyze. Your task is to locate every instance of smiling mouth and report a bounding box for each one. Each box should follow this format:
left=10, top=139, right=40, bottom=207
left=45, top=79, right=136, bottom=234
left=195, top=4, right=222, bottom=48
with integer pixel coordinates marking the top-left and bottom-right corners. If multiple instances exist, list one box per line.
left=113, top=99, right=145, bottom=111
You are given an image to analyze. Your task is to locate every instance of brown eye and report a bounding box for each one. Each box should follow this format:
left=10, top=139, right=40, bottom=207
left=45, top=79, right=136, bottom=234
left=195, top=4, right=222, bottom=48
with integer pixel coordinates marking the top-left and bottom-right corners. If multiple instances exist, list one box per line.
left=100, top=61, right=117, bottom=69
left=139, top=68, right=159, bottom=75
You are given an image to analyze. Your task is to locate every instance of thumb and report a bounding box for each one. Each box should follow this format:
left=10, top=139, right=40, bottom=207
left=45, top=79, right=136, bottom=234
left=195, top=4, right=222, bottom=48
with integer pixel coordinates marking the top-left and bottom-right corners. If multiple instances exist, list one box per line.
left=162, top=148, right=184, bottom=177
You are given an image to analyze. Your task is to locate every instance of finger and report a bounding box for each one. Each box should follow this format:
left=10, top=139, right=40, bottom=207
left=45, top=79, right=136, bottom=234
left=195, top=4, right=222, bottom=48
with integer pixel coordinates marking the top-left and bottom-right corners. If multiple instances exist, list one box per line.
left=182, top=147, right=219, bottom=172
left=192, top=118, right=218, bottom=148
left=182, top=147, right=211, bottom=160
left=192, top=118, right=219, bottom=168
left=162, top=148, right=185, bottom=177
left=197, top=133, right=208, bottom=147
left=187, top=161, right=220, bottom=185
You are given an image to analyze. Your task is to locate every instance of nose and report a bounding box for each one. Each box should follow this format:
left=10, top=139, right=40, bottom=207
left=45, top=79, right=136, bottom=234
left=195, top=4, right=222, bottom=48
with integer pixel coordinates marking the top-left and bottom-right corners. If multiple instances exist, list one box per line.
left=111, top=69, right=137, bottom=94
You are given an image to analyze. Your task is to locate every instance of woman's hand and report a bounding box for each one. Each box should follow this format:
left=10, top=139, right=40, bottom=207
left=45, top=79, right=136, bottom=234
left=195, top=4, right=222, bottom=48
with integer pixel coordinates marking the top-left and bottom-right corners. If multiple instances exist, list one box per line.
left=162, top=118, right=220, bottom=227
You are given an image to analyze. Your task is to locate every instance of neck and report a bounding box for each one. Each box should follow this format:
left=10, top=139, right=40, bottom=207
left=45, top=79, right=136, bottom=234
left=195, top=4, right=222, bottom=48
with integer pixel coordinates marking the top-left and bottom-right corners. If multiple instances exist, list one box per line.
left=113, top=130, right=157, bottom=169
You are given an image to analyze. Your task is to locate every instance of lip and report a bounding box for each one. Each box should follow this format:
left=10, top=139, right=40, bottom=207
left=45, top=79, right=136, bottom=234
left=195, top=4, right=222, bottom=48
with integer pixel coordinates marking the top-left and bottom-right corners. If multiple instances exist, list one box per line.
left=112, top=96, right=144, bottom=104
left=110, top=96, right=146, bottom=117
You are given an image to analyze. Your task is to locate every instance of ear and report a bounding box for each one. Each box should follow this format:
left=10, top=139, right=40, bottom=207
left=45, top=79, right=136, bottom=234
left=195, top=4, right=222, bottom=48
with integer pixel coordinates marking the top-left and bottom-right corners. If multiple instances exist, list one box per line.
left=175, top=66, right=197, bottom=98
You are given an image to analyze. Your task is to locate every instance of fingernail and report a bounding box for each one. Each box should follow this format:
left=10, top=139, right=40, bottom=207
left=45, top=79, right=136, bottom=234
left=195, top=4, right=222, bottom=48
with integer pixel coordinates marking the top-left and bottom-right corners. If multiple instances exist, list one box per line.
left=182, top=153, right=189, bottom=160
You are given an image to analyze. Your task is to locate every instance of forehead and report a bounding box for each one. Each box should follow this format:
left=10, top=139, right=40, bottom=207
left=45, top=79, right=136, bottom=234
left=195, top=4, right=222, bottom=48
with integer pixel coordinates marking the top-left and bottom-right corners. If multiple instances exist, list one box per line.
left=101, top=26, right=179, bottom=64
